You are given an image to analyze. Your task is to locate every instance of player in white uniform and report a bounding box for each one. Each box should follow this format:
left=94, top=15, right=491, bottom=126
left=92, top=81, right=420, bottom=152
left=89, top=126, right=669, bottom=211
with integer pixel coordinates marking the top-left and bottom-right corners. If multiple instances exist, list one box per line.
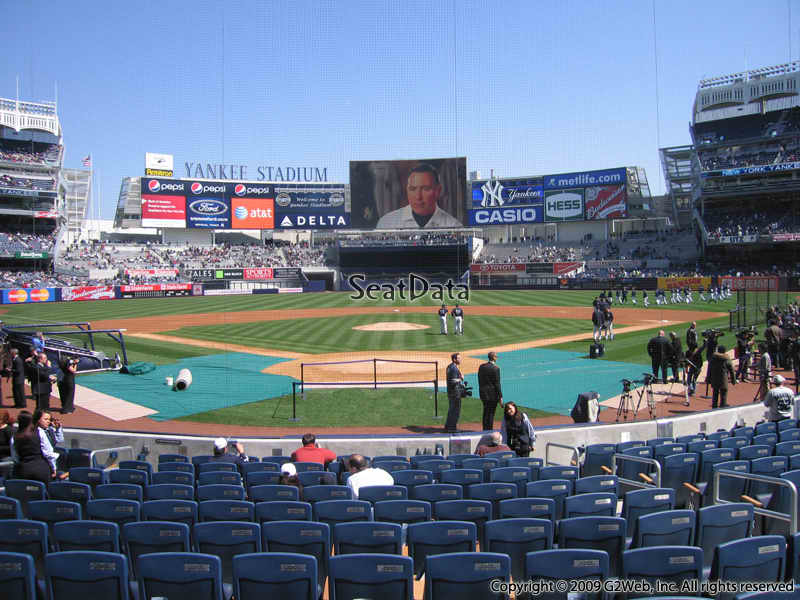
left=451, top=304, right=464, bottom=335
left=438, top=304, right=448, bottom=334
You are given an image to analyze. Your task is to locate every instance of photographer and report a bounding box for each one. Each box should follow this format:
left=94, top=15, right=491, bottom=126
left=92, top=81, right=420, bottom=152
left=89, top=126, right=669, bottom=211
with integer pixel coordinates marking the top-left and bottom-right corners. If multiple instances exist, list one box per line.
left=735, top=329, right=755, bottom=383
left=444, top=352, right=464, bottom=433
left=501, top=402, right=536, bottom=457
left=686, top=322, right=698, bottom=351
left=58, top=356, right=78, bottom=414
left=209, top=437, right=248, bottom=465
left=647, top=330, right=671, bottom=384
left=707, top=345, right=736, bottom=409
left=685, top=340, right=706, bottom=396
left=668, top=332, right=684, bottom=384
left=765, top=320, right=783, bottom=369
left=757, top=342, right=773, bottom=402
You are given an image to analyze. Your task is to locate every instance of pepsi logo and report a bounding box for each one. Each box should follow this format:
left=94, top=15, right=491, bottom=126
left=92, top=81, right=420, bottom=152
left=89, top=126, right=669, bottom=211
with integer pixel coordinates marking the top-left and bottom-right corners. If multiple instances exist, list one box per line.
left=234, top=184, right=246, bottom=197
left=189, top=199, right=228, bottom=215
left=191, top=182, right=203, bottom=195
left=234, top=206, right=248, bottom=219
left=148, top=180, right=160, bottom=192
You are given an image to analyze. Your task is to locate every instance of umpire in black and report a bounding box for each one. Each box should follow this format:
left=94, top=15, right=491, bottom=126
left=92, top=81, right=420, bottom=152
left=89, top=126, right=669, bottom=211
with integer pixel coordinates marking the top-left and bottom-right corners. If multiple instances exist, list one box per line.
left=478, top=351, right=503, bottom=431
left=647, top=330, right=671, bottom=384
left=444, top=352, right=464, bottom=433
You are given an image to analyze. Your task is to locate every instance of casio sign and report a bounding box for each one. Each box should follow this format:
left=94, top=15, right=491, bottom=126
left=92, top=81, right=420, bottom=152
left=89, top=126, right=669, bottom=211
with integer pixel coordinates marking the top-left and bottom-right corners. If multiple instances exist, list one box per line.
left=189, top=199, right=228, bottom=215
left=545, top=192, right=582, bottom=218
left=190, top=182, right=226, bottom=195
left=473, top=207, right=541, bottom=224
left=148, top=180, right=184, bottom=192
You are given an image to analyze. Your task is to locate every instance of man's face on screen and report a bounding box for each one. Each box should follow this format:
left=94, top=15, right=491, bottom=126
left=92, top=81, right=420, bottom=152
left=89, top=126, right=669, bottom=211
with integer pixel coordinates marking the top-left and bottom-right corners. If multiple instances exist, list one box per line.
left=406, top=171, right=441, bottom=217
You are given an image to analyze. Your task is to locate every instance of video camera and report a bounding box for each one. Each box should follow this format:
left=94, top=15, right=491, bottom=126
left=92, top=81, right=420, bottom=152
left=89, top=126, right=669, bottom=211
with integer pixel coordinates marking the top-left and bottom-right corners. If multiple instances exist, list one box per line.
left=460, top=382, right=473, bottom=398
left=620, top=379, right=633, bottom=392
left=702, top=328, right=724, bottom=339
left=735, top=327, right=756, bottom=340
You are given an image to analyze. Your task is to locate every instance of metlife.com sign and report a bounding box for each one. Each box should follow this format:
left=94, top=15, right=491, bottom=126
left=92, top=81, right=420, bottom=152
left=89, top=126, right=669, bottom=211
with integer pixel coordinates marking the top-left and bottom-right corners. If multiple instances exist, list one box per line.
left=544, top=167, right=627, bottom=190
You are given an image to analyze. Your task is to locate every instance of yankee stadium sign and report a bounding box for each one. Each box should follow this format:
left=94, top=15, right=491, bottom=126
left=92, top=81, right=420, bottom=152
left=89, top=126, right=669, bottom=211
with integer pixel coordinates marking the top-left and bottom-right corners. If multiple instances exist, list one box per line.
left=184, top=162, right=328, bottom=182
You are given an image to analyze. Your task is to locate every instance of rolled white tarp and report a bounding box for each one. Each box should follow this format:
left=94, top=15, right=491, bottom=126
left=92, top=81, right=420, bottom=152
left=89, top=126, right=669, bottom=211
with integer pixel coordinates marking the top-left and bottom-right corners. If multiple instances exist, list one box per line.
left=174, top=368, right=193, bottom=391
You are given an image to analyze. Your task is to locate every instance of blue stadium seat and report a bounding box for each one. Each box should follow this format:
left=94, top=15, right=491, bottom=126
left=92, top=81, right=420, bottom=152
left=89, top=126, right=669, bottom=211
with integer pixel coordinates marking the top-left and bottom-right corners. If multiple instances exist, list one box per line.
left=197, top=461, right=238, bottom=474
left=688, top=440, right=719, bottom=454
left=194, top=521, right=261, bottom=594
left=248, top=484, right=299, bottom=502
left=622, top=546, right=703, bottom=598
left=373, top=455, right=409, bottom=463
left=461, top=457, right=500, bottom=482
left=95, top=483, right=143, bottom=503
left=329, top=553, right=413, bottom=600
left=557, top=516, right=626, bottom=577
left=788, top=454, right=800, bottom=470
left=654, top=443, right=688, bottom=466
left=505, top=456, right=543, bottom=479
left=255, top=500, right=312, bottom=523
left=538, top=465, right=579, bottom=483
left=775, top=441, right=800, bottom=457
left=575, top=474, right=618, bottom=495
left=710, top=536, right=787, bottom=600
left=136, top=552, right=224, bottom=600
left=198, top=471, right=243, bottom=487
left=417, top=459, right=456, bottom=481
left=424, top=552, right=510, bottom=600
left=4, top=479, right=47, bottom=517
left=243, top=471, right=281, bottom=488
left=616, top=440, right=645, bottom=453
left=158, top=461, right=195, bottom=475
left=706, top=460, right=749, bottom=506
left=748, top=456, right=788, bottom=507
left=233, top=552, right=317, bottom=600
left=0, top=551, right=36, bottom=600
left=484, top=517, right=553, bottom=582
left=752, top=434, right=778, bottom=450
left=261, top=456, right=293, bottom=466
left=498, top=497, right=555, bottom=520
left=733, top=426, right=755, bottom=440
left=440, top=468, right=483, bottom=487
left=332, top=521, right=403, bottom=555
left=118, top=460, right=152, bottom=481
left=122, top=521, right=190, bottom=578
left=620, top=488, right=675, bottom=530
left=433, top=499, right=492, bottom=550
left=86, top=498, right=140, bottom=528
left=721, top=437, right=749, bottom=452
left=0, top=496, right=22, bottom=520
left=409, top=454, right=445, bottom=469
left=240, top=462, right=278, bottom=478
left=646, top=437, right=674, bottom=447
left=490, top=466, right=532, bottom=497
left=52, top=520, right=120, bottom=553
left=68, top=448, right=91, bottom=469
left=755, top=422, right=778, bottom=436
left=411, top=483, right=462, bottom=503
left=779, top=428, right=800, bottom=442
left=47, top=481, right=91, bottom=511
left=294, top=461, right=324, bottom=473
left=738, top=445, right=772, bottom=461
left=357, top=485, right=408, bottom=504
left=141, top=499, right=198, bottom=528
left=0, top=520, right=48, bottom=577
left=196, top=484, right=245, bottom=501
left=676, top=434, right=705, bottom=444
left=45, top=551, right=128, bottom=600
left=525, top=479, right=572, bottom=521
left=145, top=483, right=194, bottom=501
left=617, top=445, right=655, bottom=484
left=157, top=453, right=188, bottom=464
left=778, top=419, right=800, bottom=431
left=108, top=469, right=148, bottom=487
left=523, top=549, right=609, bottom=600
left=261, top=521, right=330, bottom=596
left=373, top=499, right=432, bottom=525
left=633, top=509, right=696, bottom=548
left=706, top=430, right=732, bottom=442
left=466, top=482, right=517, bottom=517
left=695, top=503, right=754, bottom=575
left=406, top=520, right=476, bottom=579
left=371, top=460, right=411, bottom=474
left=302, top=485, right=353, bottom=504
left=191, top=455, right=214, bottom=467
left=198, top=499, right=254, bottom=522
left=392, top=469, right=434, bottom=495
left=313, top=499, right=372, bottom=529
left=491, top=450, right=517, bottom=464
left=27, top=500, right=81, bottom=545
left=296, top=471, right=337, bottom=487
left=789, top=531, right=800, bottom=583
left=581, top=443, right=617, bottom=477
left=563, top=492, right=617, bottom=519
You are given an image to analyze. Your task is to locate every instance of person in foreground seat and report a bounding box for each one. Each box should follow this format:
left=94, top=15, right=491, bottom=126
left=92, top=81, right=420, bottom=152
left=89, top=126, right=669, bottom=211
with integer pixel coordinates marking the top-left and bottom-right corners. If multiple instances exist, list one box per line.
left=291, top=433, right=337, bottom=465
left=345, top=453, right=393, bottom=498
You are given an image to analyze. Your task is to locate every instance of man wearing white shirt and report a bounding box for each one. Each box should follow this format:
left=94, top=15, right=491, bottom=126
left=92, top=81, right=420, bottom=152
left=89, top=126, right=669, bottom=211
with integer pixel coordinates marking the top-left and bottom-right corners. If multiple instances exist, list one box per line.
left=345, top=454, right=394, bottom=498
left=375, top=164, right=462, bottom=229
left=35, top=409, right=61, bottom=474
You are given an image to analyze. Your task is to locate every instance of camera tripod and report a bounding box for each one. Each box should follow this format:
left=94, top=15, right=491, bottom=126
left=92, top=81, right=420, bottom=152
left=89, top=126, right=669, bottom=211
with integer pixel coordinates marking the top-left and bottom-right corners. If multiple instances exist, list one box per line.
left=667, top=362, right=691, bottom=407
left=616, top=377, right=657, bottom=422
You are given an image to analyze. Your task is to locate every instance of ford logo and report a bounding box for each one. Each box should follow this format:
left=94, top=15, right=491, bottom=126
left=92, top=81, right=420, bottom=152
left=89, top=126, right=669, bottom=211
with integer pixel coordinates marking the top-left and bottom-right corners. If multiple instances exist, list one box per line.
left=189, top=199, right=228, bottom=215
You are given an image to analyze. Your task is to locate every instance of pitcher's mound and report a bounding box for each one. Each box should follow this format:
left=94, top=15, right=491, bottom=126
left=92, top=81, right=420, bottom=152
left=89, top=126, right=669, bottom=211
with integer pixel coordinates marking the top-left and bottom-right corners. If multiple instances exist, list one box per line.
left=353, top=322, right=430, bottom=331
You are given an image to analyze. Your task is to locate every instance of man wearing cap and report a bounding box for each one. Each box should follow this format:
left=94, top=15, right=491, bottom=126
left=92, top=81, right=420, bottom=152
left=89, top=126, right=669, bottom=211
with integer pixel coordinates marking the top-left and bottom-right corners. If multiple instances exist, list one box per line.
left=345, top=453, right=394, bottom=498
left=438, top=304, right=448, bottom=335
left=209, top=437, right=248, bottom=465
left=451, top=304, right=464, bottom=335
left=291, top=433, right=337, bottom=465
left=764, top=374, right=795, bottom=422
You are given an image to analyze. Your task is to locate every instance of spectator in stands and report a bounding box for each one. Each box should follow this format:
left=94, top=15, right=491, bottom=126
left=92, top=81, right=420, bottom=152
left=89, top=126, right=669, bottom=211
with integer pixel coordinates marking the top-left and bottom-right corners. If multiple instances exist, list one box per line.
left=13, top=409, right=53, bottom=483
left=375, top=163, right=462, bottom=229
left=0, top=409, right=12, bottom=459
left=500, top=402, right=536, bottom=457
left=475, top=432, right=512, bottom=457
left=31, top=331, right=45, bottom=354
left=209, top=437, right=249, bottom=465
left=291, top=433, right=337, bottom=465
left=279, top=463, right=304, bottom=498
left=764, top=374, right=795, bottom=421
left=345, top=453, right=393, bottom=498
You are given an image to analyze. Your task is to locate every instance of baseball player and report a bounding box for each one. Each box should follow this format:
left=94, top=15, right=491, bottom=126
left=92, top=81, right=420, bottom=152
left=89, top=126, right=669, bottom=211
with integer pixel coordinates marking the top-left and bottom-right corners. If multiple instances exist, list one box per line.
left=643, top=290, right=649, bottom=307
left=603, top=307, right=614, bottom=340
left=631, top=290, right=637, bottom=305
left=438, top=304, right=449, bottom=335
left=451, top=304, right=464, bottom=335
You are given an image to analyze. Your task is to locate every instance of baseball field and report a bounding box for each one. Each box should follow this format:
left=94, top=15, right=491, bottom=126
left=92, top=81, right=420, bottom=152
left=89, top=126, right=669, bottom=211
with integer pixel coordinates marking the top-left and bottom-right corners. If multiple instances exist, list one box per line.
left=0, top=290, right=734, bottom=429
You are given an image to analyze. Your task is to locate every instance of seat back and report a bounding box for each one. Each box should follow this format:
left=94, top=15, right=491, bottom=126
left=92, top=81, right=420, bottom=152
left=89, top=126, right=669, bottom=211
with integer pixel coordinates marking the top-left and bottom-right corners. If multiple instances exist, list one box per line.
left=255, top=500, right=313, bottom=523
left=406, top=520, right=476, bottom=578
left=775, top=441, right=800, bottom=457
left=538, top=465, right=579, bottom=483
left=141, top=499, right=198, bottom=528
left=198, top=499, right=254, bottom=522
left=485, top=518, right=553, bottom=582
left=706, top=430, right=732, bottom=442
left=261, top=520, right=330, bottom=595
left=710, top=536, right=787, bottom=591
left=634, top=509, right=696, bottom=549
left=676, top=434, right=705, bottom=444
left=373, top=500, right=431, bottom=525
left=575, top=474, right=618, bottom=496
left=489, top=466, right=532, bottom=497
left=661, top=453, right=699, bottom=508
left=197, top=462, right=237, bottom=474
left=738, top=445, right=771, bottom=461
left=654, top=443, right=687, bottom=467
left=557, top=516, right=627, bottom=577
left=755, top=422, right=778, bottom=436
left=752, top=434, right=778, bottom=450
left=425, top=552, right=510, bottom=600
left=440, top=468, right=483, bottom=487
left=233, top=552, right=317, bottom=600
left=563, top=492, right=617, bottom=519
left=0, top=520, right=48, bottom=575
left=688, top=440, right=719, bottom=454
left=748, top=456, right=789, bottom=503
left=391, top=469, right=434, bottom=494
left=313, top=500, right=372, bottom=529
left=411, top=483, right=462, bottom=503
left=524, top=549, right=608, bottom=600
left=158, top=462, right=195, bottom=475
left=695, top=503, right=754, bottom=569
left=622, top=545, right=703, bottom=598
left=498, top=497, right=555, bottom=520
left=332, top=521, right=403, bottom=555
left=525, top=479, right=572, bottom=520
left=329, top=553, right=413, bottom=600
left=243, top=471, right=281, bottom=488
left=158, top=453, right=188, bottom=464
left=294, top=461, right=324, bottom=473
left=0, top=496, right=22, bottom=520
left=28, top=500, right=82, bottom=539
left=618, top=446, right=654, bottom=483
left=721, top=437, right=749, bottom=452
left=460, top=458, right=499, bottom=482
left=45, top=551, right=129, bottom=600
left=145, top=483, right=194, bottom=501
left=302, top=485, right=353, bottom=504
left=433, top=499, right=492, bottom=549
left=118, top=460, right=152, bottom=479
left=194, top=521, right=261, bottom=584
left=86, top=498, right=141, bottom=528
left=108, top=469, right=148, bottom=487
left=47, top=482, right=91, bottom=511
left=4, top=479, right=47, bottom=516
left=197, top=471, right=243, bottom=487
left=582, top=444, right=617, bottom=477
left=709, top=460, right=749, bottom=504
left=296, top=471, right=337, bottom=487
left=0, top=551, right=36, bottom=600
left=621, top=488, right=675, bottom=528
left=95, top=483, right=143, bottom=503
left=137, top=552, right=224, bottom=600
left=248, top=484, right=299, bottom=502
left=466, top=482, right=517, bottom=518
left=197, top=484, right=245, bottom=501
left=52, top=520, right=120, bottom=553
left=780, top=428, right=800, bottom=442
left=616, top=441, right=645, bottom=453
left=123, top=521, right=190, bottom=577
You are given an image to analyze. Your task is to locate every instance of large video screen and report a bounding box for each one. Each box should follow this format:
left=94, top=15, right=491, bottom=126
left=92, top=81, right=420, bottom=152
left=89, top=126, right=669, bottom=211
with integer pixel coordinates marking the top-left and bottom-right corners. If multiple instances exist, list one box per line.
left=350, top=157, right=467, bottom=229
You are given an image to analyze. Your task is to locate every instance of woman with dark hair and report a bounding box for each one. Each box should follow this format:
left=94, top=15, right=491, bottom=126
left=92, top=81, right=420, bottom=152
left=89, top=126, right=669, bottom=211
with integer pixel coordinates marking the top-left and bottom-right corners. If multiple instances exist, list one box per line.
left=14, top=409, right=54, bottom=483
left=500, top=402, right=536, bottom=457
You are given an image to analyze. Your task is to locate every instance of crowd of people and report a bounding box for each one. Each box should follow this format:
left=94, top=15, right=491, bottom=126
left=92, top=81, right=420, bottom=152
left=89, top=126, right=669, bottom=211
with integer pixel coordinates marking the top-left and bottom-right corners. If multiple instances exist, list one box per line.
left=704, top=206, right=800, bottom=238
left=476, top=242, right=587, bottom=264
left=698, top=138, right=800, bottom=171
left=0, top=141, right=61, bottom=165
left=0, top=174, right=56, bottom=191
left=338, top=231, right=470, bottom=247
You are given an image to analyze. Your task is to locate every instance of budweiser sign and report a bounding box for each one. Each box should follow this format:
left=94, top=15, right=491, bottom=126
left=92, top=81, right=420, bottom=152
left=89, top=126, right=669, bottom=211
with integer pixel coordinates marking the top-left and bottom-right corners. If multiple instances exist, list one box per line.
left=585, top=184, right=627, bottom=220
left=62, top=286, right=115, bottom=302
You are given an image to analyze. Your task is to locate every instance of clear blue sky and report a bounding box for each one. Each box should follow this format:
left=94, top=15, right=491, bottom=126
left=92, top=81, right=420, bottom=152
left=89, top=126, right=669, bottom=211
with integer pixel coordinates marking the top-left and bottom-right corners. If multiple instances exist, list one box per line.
left=2, top=0, right=797, bottom=218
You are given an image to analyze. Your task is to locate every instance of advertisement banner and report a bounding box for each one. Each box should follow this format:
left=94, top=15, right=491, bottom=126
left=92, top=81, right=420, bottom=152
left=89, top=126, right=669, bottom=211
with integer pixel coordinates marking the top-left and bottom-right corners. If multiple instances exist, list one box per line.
left=276, top=211, right=350, bottom=229
left=717, top=161, right=800, bottom=177
left=350, top=157, right=467, bottom=229
left=274, top=186, right=346, bottom=210
left=719, top=276, right=779, bottom=291
left=274, top=267, right=303, bottom=278
left=710, top=234, right=758, bottom=244
left=544, top=167, right=627, bottom=190
left=526, top=263, right=554, bottom=274
left=468, top=177, right=544, bottom=226
left=553, top=262, right=583, bottom=275
left=187, top=268, right=244, bottom=280
left=145, top=152, right=174, bottom=177
left=124, top=268, right=179, bottom=278
left=119, top=283, right=192, bottom=298
left=141, top=194, right=186, bottom=228
left=14, top=252, right=49, bottom=259
left=243, top=268, right=274, bottom=280
left=470, top=263, right=525, bottom=273
left=771, top=233, right=800, bottom=242
left=186, top=196, right=231, bottom=229
left=468, top=205, right=543, bottom=226
left=544, top=189, right=584, bottom=222
left=584, top=185, right=627, bottom=220
left=62, top=286, right=116, bottom=302
left=657, top=276, right=712, bottom=290
left=2, top=288, right=55, bottom=304
left=231, top=197, right=274, bottom=229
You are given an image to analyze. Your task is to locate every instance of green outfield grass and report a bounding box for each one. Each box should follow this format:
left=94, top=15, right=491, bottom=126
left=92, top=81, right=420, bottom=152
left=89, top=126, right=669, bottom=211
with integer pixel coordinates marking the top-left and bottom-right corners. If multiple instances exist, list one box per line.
left=165, top=313, right=593, bottom=354
left=176, top=386, right=555, bottom=428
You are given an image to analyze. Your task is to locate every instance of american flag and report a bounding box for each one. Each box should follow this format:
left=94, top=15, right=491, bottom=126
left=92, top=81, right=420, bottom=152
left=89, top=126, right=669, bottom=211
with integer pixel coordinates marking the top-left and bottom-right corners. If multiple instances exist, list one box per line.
left=82, top=155, right=91, bottom=167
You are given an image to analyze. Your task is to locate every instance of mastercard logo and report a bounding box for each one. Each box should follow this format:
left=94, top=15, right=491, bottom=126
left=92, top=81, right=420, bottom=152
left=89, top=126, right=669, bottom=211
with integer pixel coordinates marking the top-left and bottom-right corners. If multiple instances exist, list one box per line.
left=30, top=289, right=50, bottom=302
left=7, top=289, right=28, bottom=303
